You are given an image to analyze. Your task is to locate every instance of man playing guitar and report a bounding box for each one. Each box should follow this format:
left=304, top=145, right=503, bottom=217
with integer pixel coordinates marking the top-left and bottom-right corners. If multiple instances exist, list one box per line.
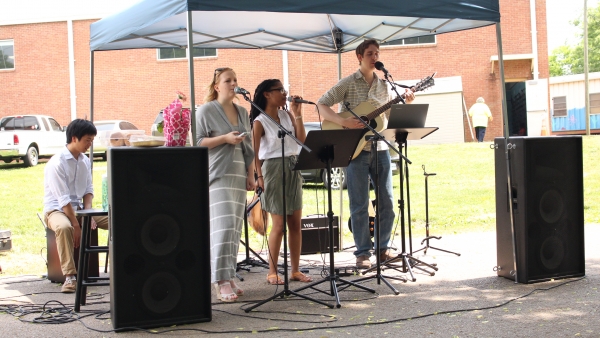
left=316, top=39, right=415, bottom=269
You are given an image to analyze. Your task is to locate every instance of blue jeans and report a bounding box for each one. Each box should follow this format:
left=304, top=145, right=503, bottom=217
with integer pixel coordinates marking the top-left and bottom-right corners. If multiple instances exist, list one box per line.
left=346, top=150, right=395, bottom=258
left=475, top=127, right=486, bottom=142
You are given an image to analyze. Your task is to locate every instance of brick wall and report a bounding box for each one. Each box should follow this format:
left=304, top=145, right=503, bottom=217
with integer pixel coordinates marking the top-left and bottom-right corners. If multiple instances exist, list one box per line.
left=0, top=0, right=549, bottom=143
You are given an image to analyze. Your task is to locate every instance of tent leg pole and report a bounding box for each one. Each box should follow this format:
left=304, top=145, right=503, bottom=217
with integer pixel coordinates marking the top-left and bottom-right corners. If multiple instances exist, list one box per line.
left=495, top=22, right=518, bottom=284
left=187, top=10, right=197, bottom=144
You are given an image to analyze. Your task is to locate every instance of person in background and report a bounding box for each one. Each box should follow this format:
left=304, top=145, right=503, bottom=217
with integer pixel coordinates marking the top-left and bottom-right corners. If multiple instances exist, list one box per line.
left=251, top=79, right=311, bottom=285
left=195, top=67, right=256, bottom=302
left=468, top=97, right=493, bottom=142
left=316, top=39, right=415, bottom=269
left=43, top=119, right=108, bottom=293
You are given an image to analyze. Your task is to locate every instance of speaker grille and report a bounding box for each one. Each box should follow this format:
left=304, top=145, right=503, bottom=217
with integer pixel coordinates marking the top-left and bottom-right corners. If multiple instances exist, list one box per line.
left=495, top=136, right=585, bottom=283
left=109, top=147, right=211, bottom=330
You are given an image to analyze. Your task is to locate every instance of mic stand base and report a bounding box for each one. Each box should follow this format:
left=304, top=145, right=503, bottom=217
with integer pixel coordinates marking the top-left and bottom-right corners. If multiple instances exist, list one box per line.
left=292, top=156, right=375, bottom=308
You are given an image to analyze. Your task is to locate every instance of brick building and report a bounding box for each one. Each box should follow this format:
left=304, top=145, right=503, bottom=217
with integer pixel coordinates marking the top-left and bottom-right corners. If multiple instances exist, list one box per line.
left=0, top=0, right=549, bottom=143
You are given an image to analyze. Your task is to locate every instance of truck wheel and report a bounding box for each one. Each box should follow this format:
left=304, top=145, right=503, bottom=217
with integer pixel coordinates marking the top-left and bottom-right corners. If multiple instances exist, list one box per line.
left=23, top=146, right=39, bottom=167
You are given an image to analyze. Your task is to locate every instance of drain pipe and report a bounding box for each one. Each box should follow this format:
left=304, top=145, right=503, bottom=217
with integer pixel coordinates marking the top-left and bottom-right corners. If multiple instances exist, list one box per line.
left=530, top=0, right=539, bottom=80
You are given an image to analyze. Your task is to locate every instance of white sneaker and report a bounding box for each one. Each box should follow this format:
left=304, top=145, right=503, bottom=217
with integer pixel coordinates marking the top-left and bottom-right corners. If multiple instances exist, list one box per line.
left=61, top=277, right=76, bottom=293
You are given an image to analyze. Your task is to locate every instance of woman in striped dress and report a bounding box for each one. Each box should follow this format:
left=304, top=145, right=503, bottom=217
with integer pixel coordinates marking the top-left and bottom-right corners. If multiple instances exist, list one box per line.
left=196, top=67, right=256, bottom=302
left=251, top=79, right=312, bottom=285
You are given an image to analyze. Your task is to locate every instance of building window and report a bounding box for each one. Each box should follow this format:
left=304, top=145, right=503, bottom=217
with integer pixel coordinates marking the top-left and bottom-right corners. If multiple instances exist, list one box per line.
left=0, top=40, right=15, bottom=70
left=590, top=93, right=600, bottom=115
left=552, top=96, right=567, bottom=117
left=157, top=47, right=217, bottom=60
left=381, top=35, right=436, bottom=47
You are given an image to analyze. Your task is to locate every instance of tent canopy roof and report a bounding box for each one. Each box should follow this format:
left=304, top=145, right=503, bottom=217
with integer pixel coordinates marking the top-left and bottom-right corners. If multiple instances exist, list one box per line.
left=90, top=0, right=500, bottom=53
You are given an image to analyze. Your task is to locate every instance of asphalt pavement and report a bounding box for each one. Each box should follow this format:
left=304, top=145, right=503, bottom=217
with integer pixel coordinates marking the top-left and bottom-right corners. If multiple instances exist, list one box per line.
left=1, top=224, right=598, bottom=337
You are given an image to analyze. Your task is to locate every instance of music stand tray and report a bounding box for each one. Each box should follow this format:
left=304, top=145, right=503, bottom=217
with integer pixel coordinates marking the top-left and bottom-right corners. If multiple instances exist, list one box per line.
left=292, top=128, right=376, bottom=308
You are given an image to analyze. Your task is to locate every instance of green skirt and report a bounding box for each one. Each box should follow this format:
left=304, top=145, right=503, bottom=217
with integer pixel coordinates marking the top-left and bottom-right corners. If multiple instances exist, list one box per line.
left=261, top=156, right=303, bottom=215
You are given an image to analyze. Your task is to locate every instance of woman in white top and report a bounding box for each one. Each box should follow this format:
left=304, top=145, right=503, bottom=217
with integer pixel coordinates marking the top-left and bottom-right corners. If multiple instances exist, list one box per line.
left=251, top=79, right=311, bottom=285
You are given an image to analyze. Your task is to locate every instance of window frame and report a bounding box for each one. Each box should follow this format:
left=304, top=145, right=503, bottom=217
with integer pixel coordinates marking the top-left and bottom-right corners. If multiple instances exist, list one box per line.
left=552, top=96, right=567, bottom=117
left=381, top=35, right=437, bottom=48
left=0, top=39, right=15, bottom=70
left=589, top=93, right=600, bottom=115
left=156, top=47, right=218, bottom=60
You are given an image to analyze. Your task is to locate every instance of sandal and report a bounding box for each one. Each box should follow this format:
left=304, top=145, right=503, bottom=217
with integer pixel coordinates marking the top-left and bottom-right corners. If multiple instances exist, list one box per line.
left=229, top=280, right=244, bottom=296
left=266, top=273, right=284, bottom=285
left=290, top=271, right=312, bottom=283
left=214, top=283, right=238, bottom=302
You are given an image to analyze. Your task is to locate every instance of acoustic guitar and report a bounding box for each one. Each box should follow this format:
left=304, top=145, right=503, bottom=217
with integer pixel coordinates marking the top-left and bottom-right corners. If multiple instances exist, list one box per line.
left=321, top=73, right=435, bottom=160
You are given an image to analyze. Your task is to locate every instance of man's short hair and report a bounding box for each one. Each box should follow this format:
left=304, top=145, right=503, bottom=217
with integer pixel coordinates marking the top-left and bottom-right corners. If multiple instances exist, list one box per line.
left=66, top=119, right=97, bottom=144
left=356, top=39, right=380, bottom=57
left=476, top=97, right=485, bottom=103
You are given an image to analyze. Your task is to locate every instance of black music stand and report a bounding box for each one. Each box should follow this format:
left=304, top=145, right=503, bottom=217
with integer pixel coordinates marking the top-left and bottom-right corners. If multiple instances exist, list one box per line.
left=374, top=127, right=440, bottom=280
left=291, top=129, right=375, bottom=308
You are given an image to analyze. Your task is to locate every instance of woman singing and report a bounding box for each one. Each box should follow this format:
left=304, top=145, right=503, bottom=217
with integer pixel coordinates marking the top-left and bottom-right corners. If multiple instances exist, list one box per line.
left=196, top=67, right=256, bottom=302
left=251, top=79, right=311, bottom=285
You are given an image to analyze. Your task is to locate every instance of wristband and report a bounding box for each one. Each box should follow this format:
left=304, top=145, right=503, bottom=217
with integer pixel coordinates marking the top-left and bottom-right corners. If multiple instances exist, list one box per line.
left=295, top=116, right=303, bottom=120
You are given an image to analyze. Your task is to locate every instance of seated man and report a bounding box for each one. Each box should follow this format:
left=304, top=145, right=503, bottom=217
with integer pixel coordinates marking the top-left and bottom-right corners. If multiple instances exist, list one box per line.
left=43, top=119, right=108, bottom=293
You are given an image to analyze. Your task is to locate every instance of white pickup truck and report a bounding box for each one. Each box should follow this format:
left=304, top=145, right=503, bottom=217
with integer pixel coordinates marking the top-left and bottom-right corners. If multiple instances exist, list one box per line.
left=0, top=115, right=66, bottom=166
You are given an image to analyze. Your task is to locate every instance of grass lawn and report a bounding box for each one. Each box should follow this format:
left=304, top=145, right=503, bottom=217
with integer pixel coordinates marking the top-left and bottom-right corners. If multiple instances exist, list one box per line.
left=1, top=136, right=599, bottom=276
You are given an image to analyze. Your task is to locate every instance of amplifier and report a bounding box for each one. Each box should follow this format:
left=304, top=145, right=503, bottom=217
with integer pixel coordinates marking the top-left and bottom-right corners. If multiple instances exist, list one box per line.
left=300, top=215, right=339, bottom=255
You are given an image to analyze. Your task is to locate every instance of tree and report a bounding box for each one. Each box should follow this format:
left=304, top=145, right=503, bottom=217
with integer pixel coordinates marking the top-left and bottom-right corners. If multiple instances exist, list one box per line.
left=549, top=5, right=600, bottom=76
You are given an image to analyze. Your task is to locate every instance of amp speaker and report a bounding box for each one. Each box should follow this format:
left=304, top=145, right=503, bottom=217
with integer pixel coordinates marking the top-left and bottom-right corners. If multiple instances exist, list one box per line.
left=301, top=215, right=339, bottom=255
left=494, top=136, right=585, bottom=283
left=108, top=147, right=211, bottom=330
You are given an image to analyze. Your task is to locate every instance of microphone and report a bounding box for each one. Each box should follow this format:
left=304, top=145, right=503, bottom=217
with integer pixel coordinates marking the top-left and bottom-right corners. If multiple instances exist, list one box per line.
left=374, top=61, right=389, bottom=75
left=234, top=87, right=250, bottom=95
left=287, top=97, right=315, bottom=105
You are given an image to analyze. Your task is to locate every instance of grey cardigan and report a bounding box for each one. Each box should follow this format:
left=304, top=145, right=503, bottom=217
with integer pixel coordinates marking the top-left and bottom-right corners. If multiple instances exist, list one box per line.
left=195, top=100, right=255, bottom=184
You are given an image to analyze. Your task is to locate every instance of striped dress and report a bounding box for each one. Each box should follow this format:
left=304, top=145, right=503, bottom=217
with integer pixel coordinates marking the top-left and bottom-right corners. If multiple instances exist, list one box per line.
left=209, top=128, right=246, bottom=283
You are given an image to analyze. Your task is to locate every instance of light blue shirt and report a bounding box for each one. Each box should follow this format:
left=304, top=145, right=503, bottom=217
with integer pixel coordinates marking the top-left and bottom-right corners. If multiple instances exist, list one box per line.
left=43, top=145, right=94, bottom=213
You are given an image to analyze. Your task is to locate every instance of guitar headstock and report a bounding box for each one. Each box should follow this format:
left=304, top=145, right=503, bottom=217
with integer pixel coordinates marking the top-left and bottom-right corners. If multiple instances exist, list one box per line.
left=413, top=72, right=436, bottom=93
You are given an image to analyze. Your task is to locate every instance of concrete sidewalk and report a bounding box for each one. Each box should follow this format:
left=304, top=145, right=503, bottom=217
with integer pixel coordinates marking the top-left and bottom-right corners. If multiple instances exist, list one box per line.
left=1, top=225, right=598, bottom=337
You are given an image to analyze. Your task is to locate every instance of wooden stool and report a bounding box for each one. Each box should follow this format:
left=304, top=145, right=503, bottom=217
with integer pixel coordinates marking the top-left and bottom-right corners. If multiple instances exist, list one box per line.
left=74, top=209, right=109, bottom=312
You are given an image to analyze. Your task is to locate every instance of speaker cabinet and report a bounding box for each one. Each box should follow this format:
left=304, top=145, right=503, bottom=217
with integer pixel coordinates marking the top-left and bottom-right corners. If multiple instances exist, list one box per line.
left=494, top=136, right=585, bottom=283
left=301, top=215, right=339, bottom=255
left=108, top=147, right=211, bottom=330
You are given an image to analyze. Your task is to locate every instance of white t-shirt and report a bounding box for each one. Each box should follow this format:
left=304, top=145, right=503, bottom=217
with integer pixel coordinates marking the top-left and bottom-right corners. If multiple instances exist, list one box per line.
left=256, top=110, right=299, bottom=160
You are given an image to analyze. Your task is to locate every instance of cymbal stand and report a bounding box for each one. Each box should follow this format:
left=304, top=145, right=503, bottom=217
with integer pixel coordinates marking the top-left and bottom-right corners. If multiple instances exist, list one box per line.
left=375, top=132, right=438, bottom=280
left=413, top=165, right=460, bottom=257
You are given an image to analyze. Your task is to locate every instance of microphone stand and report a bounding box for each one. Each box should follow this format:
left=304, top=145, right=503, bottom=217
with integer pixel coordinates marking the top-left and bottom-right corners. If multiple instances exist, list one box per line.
left=238, top=94, right=334, bottom=312
left=374, top=73, right=438, bottom=280
left=342, top=102, right=407, bottom=295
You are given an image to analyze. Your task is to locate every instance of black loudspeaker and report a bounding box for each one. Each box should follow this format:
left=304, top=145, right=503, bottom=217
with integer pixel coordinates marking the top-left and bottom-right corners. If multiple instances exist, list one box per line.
left=494, top=136, right=585, bottom=283
left=108, top=147, right=211, bottom=330
left=300, top=215, right=339, bottom=255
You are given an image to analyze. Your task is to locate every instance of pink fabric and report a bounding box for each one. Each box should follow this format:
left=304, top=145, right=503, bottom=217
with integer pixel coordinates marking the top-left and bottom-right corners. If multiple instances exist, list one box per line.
left=163, top=98, right=191, bottom=147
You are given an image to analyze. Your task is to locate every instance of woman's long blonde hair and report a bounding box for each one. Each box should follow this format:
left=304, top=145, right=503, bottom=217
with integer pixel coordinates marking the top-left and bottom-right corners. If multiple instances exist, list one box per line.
left=204, top=67, right=236, bottom=102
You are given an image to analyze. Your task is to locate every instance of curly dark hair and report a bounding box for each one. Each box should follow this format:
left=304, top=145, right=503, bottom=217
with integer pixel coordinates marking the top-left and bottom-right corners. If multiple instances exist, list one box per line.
left=250, top=79, right=287, bottom=126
